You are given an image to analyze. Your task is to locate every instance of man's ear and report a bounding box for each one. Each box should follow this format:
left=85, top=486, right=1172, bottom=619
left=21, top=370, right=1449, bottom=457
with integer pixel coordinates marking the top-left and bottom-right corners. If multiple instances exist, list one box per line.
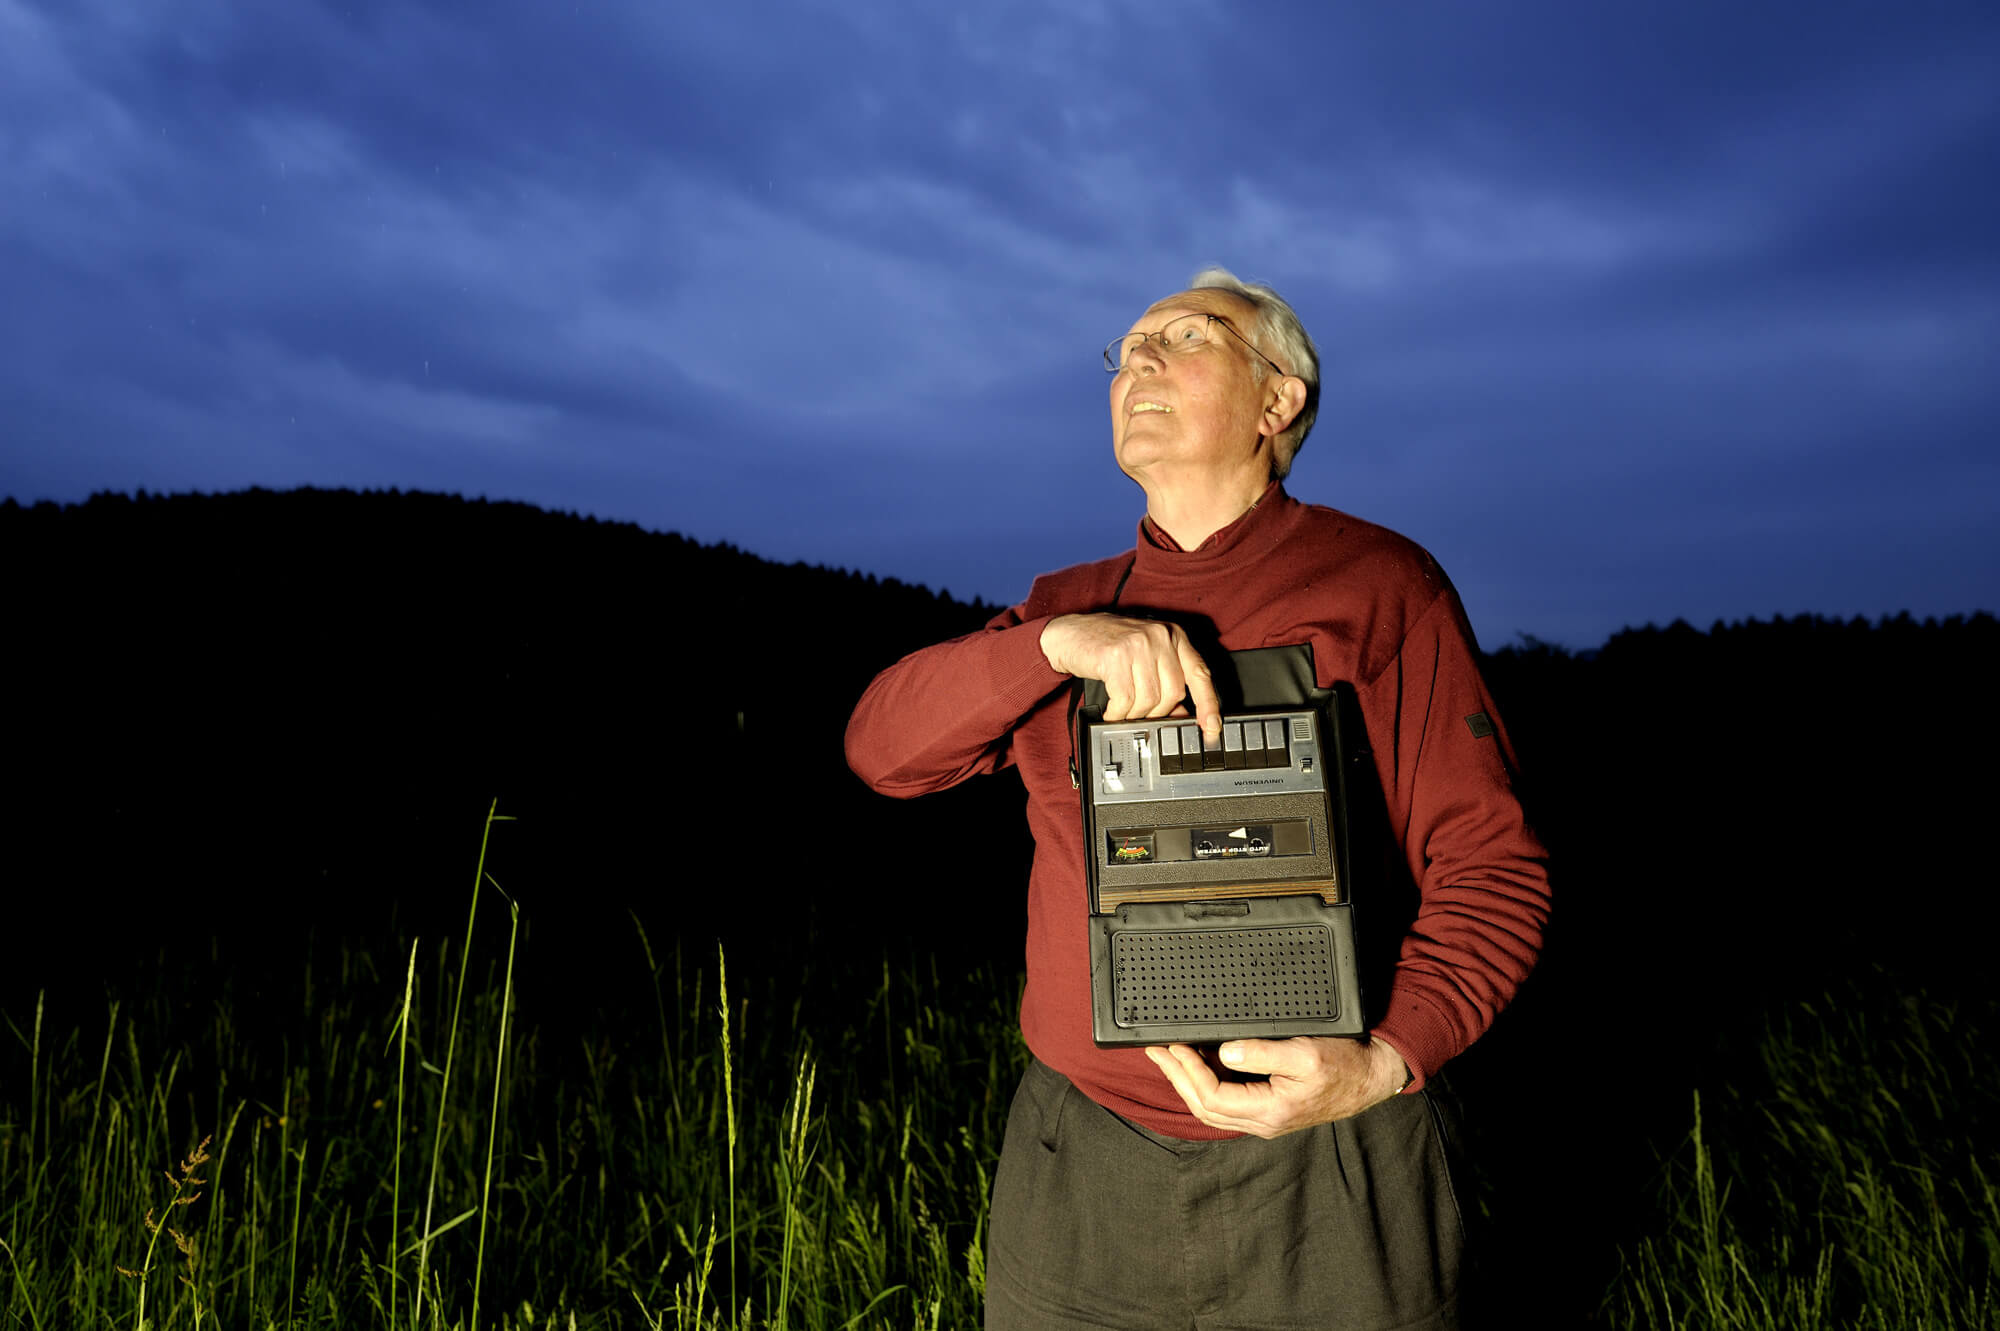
left=1258, top=377, right=1307, bottom=439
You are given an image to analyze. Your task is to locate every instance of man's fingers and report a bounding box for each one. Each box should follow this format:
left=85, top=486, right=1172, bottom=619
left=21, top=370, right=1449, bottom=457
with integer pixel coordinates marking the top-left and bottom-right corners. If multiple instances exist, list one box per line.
left=1178, top=640, right=1223, bottom=740
left=1145, top=1045, right=1221, bottom=1120
left=1148, top=651, right=1187, bottom=719
left=1146, top=1046, right=1281, bottom=1132
left=1105, top=655, right=1163, bottom=721
left=1043, top=614, right=1217, bottom=731
left=1143, top=1046, right=1194, bottom=1112
left=1147, top=1044, right=1218, bottom=1094
left=1098, top=622, right=1183, bottom=720
left=1134, top=623, right=1186, bottom=717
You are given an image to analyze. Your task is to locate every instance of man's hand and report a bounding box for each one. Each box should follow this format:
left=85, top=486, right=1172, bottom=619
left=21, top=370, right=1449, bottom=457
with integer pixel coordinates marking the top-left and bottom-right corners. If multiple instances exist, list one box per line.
left=1039, top=614, right=1222, bottom=739
left=1144, top=1036, right=1409, bottom=1139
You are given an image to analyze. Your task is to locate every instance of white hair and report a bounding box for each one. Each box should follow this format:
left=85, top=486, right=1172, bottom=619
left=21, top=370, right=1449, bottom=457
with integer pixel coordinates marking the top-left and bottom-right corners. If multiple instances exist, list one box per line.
left=1187, top=266, right=1320, bottom=480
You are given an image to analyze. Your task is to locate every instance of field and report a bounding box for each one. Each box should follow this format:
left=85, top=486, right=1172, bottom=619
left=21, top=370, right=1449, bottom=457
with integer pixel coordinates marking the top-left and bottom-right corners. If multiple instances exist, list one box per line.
left=4, top=819, right=1996, bottom=1329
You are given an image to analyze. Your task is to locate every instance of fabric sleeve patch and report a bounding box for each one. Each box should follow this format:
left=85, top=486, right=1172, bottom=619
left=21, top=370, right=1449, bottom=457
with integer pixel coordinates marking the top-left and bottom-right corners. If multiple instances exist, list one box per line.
left=1464, top=711, right=1495, bottom=739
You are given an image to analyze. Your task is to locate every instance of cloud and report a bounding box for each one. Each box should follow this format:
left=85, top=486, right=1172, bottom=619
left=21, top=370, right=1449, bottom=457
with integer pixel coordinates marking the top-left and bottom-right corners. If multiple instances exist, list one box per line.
left=3, top=0, right=1996, bottom=649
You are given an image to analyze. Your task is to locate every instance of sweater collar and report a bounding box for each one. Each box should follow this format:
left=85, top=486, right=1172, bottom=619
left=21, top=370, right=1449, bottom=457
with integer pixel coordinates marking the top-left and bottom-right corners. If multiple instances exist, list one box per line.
left=1134, top=480, right=1293, bottom=574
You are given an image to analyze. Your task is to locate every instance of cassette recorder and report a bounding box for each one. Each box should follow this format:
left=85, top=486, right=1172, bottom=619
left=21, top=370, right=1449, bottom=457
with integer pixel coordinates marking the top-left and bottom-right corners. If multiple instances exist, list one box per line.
left=1079, top=676, right=1373, bottom=1047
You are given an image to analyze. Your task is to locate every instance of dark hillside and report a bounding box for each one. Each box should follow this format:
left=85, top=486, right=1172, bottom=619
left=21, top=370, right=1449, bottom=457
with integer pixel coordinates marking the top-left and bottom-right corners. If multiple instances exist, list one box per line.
left=8, top=487, right=1992, bottom=1020
left=1463, top=610, right=1999, bottom=1310
left=9, top=490, right=1992, bottom=984
left=3, top=487, right=1025, bottom=1004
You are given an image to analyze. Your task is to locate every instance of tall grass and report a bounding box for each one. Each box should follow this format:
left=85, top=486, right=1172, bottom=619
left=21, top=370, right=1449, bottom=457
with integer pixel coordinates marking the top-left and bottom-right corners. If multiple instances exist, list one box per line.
left=6, top=814, right=1995, bottom=1328
left=0, top=815, right=1022, bottom=1328
left=1609, top=980, right=2000, bottom=1329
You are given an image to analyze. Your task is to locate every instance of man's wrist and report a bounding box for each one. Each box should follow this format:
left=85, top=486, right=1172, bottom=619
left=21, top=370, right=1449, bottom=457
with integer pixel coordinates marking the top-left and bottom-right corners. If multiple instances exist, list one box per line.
left=1372, top=1038, right=1414, bottom=1096
left=1038, top=615, right=1077, bottom=674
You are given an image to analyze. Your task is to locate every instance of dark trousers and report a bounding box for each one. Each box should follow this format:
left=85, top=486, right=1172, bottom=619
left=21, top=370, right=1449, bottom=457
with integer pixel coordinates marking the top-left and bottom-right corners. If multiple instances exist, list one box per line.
left=984, top=1059, right=1464, bottom=1331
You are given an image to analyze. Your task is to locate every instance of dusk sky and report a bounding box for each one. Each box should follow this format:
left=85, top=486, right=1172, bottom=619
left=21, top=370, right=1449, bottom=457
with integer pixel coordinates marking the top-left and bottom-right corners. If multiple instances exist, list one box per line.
left=5, top=0, right=1995, bottom=649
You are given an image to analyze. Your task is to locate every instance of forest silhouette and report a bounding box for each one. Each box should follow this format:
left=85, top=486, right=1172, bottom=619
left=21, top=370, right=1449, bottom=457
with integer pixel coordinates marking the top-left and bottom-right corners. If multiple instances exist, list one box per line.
left=7, top=485, right=1991, bottom=988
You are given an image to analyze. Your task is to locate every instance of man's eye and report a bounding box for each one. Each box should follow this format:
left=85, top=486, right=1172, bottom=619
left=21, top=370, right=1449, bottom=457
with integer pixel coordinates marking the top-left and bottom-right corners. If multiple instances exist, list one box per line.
left=1175, top=321, right=1204, bottom=345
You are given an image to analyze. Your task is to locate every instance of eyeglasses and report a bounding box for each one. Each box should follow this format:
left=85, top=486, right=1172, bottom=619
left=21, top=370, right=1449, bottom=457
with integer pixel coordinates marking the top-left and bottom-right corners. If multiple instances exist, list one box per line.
left=1102, top=313, right=1289, bottom=378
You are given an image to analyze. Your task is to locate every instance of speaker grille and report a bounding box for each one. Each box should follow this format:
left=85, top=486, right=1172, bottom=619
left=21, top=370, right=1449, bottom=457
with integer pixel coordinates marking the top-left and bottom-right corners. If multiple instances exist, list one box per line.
left=1110, top=926, right=1338, bottom=1026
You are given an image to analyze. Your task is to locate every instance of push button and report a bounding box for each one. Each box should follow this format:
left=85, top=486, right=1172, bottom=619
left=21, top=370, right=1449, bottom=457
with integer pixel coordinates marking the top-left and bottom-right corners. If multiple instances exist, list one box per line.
left=1263, top=720, right=1289, bottom=767
left=1242, top=721, right=1267, bottom=767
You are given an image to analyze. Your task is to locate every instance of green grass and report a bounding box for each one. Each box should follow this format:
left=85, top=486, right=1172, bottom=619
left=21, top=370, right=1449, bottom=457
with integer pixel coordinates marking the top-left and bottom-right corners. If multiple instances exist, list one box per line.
left=4, top=811, right=1995, bottom=1329
left=1607, top=982, right=2000, bottom=1329
left=0, top=810, right=1023, bottom=1329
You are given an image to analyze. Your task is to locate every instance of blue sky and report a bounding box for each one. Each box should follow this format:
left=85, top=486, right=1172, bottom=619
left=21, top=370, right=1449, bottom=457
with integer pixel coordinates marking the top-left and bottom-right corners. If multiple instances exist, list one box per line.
left=4, top=0, right=1995, bottom=647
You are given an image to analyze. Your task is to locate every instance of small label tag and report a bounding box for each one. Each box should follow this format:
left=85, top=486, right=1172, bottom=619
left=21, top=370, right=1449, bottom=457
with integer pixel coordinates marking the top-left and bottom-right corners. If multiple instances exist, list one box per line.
left=1465, top=712, right=1495, bottom=739
left=1192, top=825, right=1274, bottom=859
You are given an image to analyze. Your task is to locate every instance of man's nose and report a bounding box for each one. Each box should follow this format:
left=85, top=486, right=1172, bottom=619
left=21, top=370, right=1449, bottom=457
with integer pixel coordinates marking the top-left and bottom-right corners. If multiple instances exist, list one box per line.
left=1126, top=334, right=1168, bottom=374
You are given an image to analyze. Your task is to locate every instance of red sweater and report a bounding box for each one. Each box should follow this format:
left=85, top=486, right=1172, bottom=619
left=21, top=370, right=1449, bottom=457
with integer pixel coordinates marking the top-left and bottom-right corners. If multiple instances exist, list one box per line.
left=845, top=486, right=1550, bottom=1139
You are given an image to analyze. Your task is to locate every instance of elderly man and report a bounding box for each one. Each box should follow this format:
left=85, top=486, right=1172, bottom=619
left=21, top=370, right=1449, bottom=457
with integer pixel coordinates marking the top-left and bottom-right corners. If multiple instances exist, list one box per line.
left=845, top=269, right=1549, bottom=1330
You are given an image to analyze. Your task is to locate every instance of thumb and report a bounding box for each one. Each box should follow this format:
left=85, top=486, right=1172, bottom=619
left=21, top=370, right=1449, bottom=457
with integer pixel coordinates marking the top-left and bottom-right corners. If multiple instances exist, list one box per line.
left=1217, top=1039, right=1292, bottom=1075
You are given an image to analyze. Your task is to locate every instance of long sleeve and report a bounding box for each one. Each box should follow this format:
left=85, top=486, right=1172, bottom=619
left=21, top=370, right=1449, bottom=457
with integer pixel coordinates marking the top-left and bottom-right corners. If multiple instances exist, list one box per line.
left=1360, top=589, right=1551, bottom=1091
left=844, top=606, right=1066, bottom=797
left=846, top=555, right=1135, bottom=798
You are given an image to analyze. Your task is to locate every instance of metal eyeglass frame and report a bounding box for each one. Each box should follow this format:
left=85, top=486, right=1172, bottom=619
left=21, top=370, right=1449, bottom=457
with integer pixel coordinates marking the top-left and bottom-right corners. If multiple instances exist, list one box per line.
left=1103, top=313, right=1290, bottom=378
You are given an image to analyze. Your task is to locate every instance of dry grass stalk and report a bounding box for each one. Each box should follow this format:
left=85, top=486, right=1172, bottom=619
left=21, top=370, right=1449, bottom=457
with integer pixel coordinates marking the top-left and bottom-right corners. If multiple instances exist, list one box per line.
left=119, top=1134, right=212, bottom=1330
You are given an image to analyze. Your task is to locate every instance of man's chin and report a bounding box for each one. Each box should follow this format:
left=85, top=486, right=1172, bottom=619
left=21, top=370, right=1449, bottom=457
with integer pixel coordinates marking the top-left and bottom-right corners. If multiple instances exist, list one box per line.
left=1113, top=435, right=1178, bottom=476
